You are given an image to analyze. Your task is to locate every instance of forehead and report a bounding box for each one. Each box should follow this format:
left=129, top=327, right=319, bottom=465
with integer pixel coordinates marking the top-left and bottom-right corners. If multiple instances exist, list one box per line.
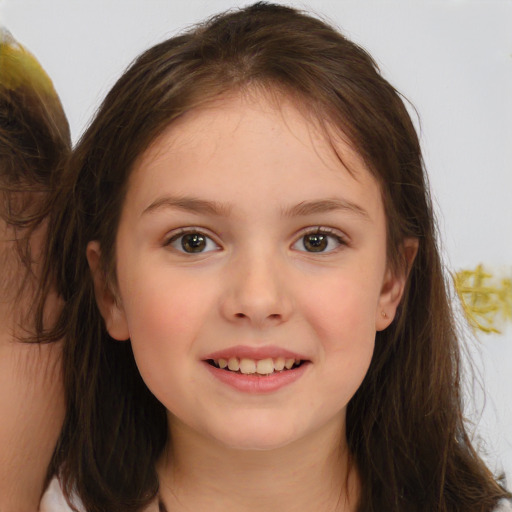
left=126, top=91, right=382, bottom=218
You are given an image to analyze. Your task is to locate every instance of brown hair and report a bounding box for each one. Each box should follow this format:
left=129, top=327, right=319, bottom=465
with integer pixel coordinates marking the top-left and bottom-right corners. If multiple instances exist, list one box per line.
left=42, top=3, right=509, bottom=511
left=1, top=28, right=70, bottom=314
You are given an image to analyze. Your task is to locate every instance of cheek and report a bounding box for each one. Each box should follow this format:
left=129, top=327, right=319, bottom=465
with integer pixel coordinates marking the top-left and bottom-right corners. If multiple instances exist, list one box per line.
left=118, top=269, right=218, bottom=385
left=296, top=271, right=379, bottom=401
left=120, top=265, right=215, bottom=338
left=300, top=271, right=381, bottom=345
left=120, top=278, right=203, bottom=406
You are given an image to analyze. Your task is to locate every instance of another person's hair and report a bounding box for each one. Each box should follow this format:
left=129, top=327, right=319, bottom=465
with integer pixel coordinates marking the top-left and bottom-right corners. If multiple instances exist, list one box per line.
left=1, top=27, right=70, bottom=302
left=0, top=26, right=70, bottom=505
left=42, top=3, right=509, bottom=511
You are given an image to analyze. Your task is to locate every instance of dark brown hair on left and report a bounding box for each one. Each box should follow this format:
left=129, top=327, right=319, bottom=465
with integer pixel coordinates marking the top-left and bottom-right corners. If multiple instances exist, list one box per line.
left=1, top=29, right=70, bottom=291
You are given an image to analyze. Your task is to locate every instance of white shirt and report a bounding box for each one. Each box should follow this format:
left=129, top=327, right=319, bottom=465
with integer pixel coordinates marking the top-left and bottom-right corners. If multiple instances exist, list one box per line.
left=40, top=477, right=511, bottom=512
left=39, top=477, right=159, bottom=512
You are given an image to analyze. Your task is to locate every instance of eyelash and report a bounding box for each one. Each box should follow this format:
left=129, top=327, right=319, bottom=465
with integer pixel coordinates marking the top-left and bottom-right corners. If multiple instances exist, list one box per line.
left=164, top=228, right=220, bottom=254
left=292, top=227, right=347, bottom=254
left=163, top=226, right=348, bottom=254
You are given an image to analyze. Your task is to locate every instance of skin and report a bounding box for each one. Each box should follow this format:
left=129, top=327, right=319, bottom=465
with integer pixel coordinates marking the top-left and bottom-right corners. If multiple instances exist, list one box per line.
left=89, top=92, right=413, bottom=512
left=0, top=220, right=64, bottom=512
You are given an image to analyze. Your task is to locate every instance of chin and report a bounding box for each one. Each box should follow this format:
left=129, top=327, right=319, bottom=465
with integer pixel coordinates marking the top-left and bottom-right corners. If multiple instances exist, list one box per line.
left=208, top=417, right=303, bottom=452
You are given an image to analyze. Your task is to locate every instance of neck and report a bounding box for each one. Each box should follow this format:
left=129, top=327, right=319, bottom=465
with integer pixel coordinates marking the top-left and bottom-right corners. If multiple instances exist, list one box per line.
left=158, top=415, right=359, bottom=512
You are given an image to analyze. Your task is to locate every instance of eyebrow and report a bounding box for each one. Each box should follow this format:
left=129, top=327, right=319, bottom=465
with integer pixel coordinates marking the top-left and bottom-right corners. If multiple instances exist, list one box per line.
left=142, top=196, right=232, bottom=217
left=142, top=195, right=369, bottom=220
left=281, top=198, right=370, bottom=220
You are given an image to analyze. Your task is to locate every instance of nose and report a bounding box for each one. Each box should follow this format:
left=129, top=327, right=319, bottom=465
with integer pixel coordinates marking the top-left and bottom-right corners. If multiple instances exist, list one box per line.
left=220, top=251, right=293, bottom=328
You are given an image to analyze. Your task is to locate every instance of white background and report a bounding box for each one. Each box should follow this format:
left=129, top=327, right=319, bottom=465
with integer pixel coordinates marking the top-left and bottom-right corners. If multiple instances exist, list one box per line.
left=2, top=0, right=511, bottom=485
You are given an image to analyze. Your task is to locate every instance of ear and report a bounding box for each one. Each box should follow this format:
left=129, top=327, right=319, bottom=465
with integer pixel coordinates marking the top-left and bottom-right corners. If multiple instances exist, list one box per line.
left=86, top=241, right=130, bottom=341
left=375, top=237, right=418, bottom=331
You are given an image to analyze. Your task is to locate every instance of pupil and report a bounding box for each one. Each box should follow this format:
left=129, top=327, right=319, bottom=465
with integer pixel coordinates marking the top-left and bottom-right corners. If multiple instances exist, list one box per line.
left=182, top=233, right=206, bottom=253
left=304, top=234, right=327, bottom=252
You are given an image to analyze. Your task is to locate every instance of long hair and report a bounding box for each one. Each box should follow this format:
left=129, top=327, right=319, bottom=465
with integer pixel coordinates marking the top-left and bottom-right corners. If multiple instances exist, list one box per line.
left=42, top=4, right=509, bottom=511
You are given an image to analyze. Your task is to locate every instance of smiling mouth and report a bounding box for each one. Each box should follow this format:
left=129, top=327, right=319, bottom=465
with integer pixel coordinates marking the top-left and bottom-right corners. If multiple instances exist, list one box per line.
left=206, top=357, right=305, bottom=376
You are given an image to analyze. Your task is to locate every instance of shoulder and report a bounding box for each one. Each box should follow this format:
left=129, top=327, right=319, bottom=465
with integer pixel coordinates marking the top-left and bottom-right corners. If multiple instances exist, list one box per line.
left=495, top=499, right=512, bottom=512
left=40, top=477, right=161, bottom=512
left=39, top=477, right=82, bottom=512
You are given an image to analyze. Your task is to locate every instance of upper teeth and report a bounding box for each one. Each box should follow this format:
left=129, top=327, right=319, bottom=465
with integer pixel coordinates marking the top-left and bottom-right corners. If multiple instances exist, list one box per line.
left=214, top=357, right=301, bottom=375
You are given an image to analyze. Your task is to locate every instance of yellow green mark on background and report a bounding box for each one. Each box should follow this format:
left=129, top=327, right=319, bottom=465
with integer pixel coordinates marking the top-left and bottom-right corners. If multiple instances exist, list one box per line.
left=0, top=26, right=57, bottom=95
left=454, top=264, right=512, bottom=334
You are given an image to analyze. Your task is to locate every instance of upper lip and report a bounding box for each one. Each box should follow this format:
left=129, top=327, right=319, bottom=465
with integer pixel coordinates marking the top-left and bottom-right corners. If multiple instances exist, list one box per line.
left=203, top=345, right=309, bottom=361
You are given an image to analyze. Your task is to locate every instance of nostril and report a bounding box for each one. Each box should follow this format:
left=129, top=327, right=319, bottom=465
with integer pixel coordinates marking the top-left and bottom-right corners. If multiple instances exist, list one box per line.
left=234, top=312, right=280, bottom=320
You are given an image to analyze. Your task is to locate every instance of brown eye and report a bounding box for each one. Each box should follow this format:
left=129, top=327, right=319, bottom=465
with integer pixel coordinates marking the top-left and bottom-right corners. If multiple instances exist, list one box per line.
left=181, top=233, right=206, bottom=252
left=302, top=233, right=328, bottom=252
left=292, top=229, right=345, bottom=253
left=167, top=231, right=219, bottom=254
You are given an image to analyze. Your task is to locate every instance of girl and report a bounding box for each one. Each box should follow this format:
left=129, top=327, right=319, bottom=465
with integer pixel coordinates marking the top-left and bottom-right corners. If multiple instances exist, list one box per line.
left=0, top=28, right=68, bottom=511
left=40, top=3, right=510, bottom=511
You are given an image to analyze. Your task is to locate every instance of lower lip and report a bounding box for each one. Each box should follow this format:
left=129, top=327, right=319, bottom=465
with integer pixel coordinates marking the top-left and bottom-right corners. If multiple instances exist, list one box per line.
left=203, top=361, right=310, bottom=393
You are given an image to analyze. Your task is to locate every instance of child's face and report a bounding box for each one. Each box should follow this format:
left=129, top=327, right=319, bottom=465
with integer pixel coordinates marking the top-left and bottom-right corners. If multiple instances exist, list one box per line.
left=92, top=92, right=406, bottom=451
